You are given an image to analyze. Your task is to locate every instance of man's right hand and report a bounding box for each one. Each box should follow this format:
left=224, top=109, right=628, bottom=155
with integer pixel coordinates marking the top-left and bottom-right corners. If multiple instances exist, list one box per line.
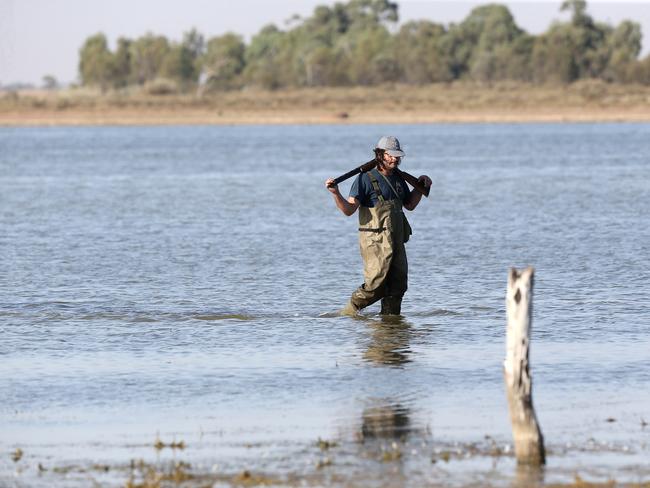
left=326, top=178, right=360, bottom=216
left=325, top=178, right=339, bottom=194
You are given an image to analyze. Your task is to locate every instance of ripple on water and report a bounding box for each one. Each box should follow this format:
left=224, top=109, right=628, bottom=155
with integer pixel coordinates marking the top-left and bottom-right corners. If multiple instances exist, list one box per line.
left=411, top=308, right=463, bottom=317
left=193, top=313, right=255, bottom=321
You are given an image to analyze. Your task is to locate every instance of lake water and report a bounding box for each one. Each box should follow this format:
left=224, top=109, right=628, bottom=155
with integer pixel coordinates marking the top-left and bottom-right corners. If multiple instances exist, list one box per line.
left=1, top=123, right=649, bottom=487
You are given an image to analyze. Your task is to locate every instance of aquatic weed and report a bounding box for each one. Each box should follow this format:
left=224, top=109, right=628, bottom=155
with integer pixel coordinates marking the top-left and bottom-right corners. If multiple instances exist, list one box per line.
left=11, top=448, right=23, bottom=462
left=316, top=438, right=338, bottom=450
left=153, top=436, right=186, bottom=451
left=126, top=460, right=194, bottom=488
left=316, top=457, right=333, bottom=469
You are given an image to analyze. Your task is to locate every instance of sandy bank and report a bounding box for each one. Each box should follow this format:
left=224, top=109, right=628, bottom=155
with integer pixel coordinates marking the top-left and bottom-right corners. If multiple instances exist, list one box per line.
left=3, top=107, right=650, bottom=126
left=2, top=81, right=650, bottom=126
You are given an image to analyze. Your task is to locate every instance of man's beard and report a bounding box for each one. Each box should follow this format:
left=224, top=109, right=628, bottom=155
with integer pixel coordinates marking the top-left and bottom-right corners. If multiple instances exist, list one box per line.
left=379, top=159, right=400, bottom=170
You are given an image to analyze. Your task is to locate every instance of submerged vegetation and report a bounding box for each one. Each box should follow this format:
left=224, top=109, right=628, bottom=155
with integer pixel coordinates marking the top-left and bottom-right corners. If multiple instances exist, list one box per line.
left=153, top=437, right=186, bottom=451
left=10, top=435, right=650, bottom=487
left=70, top=0, right=650, bottom=95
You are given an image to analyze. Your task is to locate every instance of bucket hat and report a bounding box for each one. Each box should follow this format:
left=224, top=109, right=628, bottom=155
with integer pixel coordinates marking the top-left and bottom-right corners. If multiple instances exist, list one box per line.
left=375, top=135, right=405, bottom=158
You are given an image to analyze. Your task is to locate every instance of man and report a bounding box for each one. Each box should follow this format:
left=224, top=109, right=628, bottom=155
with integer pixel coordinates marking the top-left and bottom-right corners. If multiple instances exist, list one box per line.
left=325, top=136, right=432, bottom=316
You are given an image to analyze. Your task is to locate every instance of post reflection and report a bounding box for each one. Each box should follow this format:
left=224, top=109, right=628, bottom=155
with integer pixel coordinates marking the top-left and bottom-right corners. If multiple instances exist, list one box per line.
left=513, top=464, right=545, bottom=488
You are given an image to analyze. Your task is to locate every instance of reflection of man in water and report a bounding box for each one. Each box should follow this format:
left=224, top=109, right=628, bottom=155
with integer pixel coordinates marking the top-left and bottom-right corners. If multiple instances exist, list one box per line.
left=361, top=401, right=411, bottom=441
left=360, top=318, right=413, bottom=441
left=363, top=318, right=412, bottom=366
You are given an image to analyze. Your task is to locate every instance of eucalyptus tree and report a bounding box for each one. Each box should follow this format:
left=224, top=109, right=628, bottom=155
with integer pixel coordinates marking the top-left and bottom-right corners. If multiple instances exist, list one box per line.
left=42, top=75, right=58, bottom=90
left=603, top=21, right=642, bottom=81
left=161, top=29, right=205, bottom=87
left=79, top=33, right=114, bottom=91
left=183, top=28, right=206, bottom=64
left=450, top=4, right=531, bottom=82
left=630, top=55, right=650, bottom=84
left=75, top=0, right=648, bottom=90
left=531, top=0, right=637, bottom=83
left=330, top=0, right=399, bottom=85
left=282, top=0, right=400, bottom=87
left=531, top=24, right=579, bottom=83
left=129, top=33, right=171, bottom=85
left=290, top=5, right=349, bottom=86
left=343, top=0, right=398, bottom=28
left=395, top=21, right=452, bottom=84
left=244, top=25, right=299, bottom=89
left=202, top=33, right=247, bottom=90
left=558, top=0, right=608, bottom=79
left=111, top=38, right=132, bottom=88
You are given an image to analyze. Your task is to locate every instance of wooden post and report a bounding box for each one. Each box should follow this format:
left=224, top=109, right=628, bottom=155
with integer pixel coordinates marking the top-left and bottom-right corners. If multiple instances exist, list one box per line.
left=504, top=267, right=545, bottom=465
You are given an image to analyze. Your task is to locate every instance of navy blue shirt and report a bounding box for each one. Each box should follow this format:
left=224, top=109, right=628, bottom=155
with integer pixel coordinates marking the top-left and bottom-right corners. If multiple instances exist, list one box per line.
left=349, top=168, right=411, bottom=207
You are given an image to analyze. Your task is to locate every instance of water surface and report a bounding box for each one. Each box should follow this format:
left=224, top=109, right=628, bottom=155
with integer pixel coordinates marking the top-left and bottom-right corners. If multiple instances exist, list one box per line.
left=1, top=123, right=649, bottom=486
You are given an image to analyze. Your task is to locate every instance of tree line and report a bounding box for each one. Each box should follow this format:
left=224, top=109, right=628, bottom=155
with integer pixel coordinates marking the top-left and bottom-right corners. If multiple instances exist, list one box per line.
left=78, top=0, right=650, bottom=92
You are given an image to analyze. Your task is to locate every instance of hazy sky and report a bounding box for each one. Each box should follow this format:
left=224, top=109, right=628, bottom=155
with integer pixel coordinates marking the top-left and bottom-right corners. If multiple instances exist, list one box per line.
left=1, top=0, right=649, bottom=85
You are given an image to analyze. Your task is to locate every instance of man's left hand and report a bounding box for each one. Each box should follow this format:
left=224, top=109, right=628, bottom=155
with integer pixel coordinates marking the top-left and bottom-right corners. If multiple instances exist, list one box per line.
left=418, top=175, right=432, bottom=188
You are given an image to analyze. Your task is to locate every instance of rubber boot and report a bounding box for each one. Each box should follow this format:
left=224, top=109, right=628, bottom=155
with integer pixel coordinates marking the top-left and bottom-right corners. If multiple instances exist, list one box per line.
left=340, top=300, right=360, bottom=317
left=380, top=296, right=402, bottom=315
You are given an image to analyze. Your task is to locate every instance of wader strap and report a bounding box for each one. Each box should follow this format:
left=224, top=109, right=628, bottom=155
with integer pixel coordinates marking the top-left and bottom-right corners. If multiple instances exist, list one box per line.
left=378, top=171, right=403, bottom=203
left=367, top=171, right=385, bottom=203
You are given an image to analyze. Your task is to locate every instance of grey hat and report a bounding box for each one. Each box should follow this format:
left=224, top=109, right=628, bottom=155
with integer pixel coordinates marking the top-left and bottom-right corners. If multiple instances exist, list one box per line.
left=375, top=135, right=405, bottom=157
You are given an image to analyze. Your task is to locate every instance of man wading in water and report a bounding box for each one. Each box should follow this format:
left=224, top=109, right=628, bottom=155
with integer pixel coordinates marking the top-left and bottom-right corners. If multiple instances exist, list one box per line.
left=326, top=136, right=432, bottom=316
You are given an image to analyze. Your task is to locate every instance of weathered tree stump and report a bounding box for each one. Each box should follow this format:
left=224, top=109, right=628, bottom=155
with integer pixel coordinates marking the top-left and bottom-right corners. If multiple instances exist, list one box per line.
left=504, top=267, right=545, bottom=465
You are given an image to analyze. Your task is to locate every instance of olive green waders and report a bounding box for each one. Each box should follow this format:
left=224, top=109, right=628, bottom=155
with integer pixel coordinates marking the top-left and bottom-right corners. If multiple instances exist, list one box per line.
left=343, top=171, right=410, bottom=315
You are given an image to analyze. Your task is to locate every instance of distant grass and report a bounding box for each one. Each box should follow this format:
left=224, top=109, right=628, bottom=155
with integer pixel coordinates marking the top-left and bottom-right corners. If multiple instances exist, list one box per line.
left=2, top=80, right=650, bottom=125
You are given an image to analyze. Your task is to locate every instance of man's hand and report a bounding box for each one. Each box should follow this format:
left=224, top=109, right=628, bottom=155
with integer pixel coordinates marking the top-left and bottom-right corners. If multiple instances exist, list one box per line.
left=325, top=178, right=339, bottom=195
left=326, top=178, right=360, bottom=216
left=404, top=174, right=432, bottom=210
left=418, top=175, right=432, bottom=188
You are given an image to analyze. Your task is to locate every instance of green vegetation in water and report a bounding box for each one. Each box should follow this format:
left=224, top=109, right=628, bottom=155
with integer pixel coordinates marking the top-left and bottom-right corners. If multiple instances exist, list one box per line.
left=231, top=469, right=284, bottom=487
left=315, top=457, right=333, bottom=469
left=316, top=438, right=338, bottom=450
left=153, top=436, right=186, bottom=451
left=545, top=476, right=650, bottom=488
left=431, top=450, right=452, bottom=464
left=126, top=459, right=194, bottom=488
left=380, top=447, right=402, bottom=463
left=11, top=447, right=23, bottom=462
left=13, top=449, right=650, bottom=488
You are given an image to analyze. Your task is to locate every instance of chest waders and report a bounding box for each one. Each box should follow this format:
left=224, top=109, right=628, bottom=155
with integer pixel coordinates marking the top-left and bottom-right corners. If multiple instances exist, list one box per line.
left=346, top=171, right=409, bottom=315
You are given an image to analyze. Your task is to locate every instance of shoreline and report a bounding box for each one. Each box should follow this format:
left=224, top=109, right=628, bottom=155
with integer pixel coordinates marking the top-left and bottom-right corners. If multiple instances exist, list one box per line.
left=3, top=81, right=650, bottom=126
left=2, top=108, right=650, bottom=126
left=0, top=110, right=650, bottom=128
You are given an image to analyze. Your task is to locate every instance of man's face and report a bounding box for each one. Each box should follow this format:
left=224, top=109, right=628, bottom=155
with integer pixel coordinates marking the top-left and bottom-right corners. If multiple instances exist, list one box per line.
left=382, top=152, right=401, bottom=170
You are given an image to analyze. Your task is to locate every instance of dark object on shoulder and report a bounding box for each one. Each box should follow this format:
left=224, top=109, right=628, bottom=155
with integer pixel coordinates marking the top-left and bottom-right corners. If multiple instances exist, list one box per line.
left=328, top=149, right=429, bottom=197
